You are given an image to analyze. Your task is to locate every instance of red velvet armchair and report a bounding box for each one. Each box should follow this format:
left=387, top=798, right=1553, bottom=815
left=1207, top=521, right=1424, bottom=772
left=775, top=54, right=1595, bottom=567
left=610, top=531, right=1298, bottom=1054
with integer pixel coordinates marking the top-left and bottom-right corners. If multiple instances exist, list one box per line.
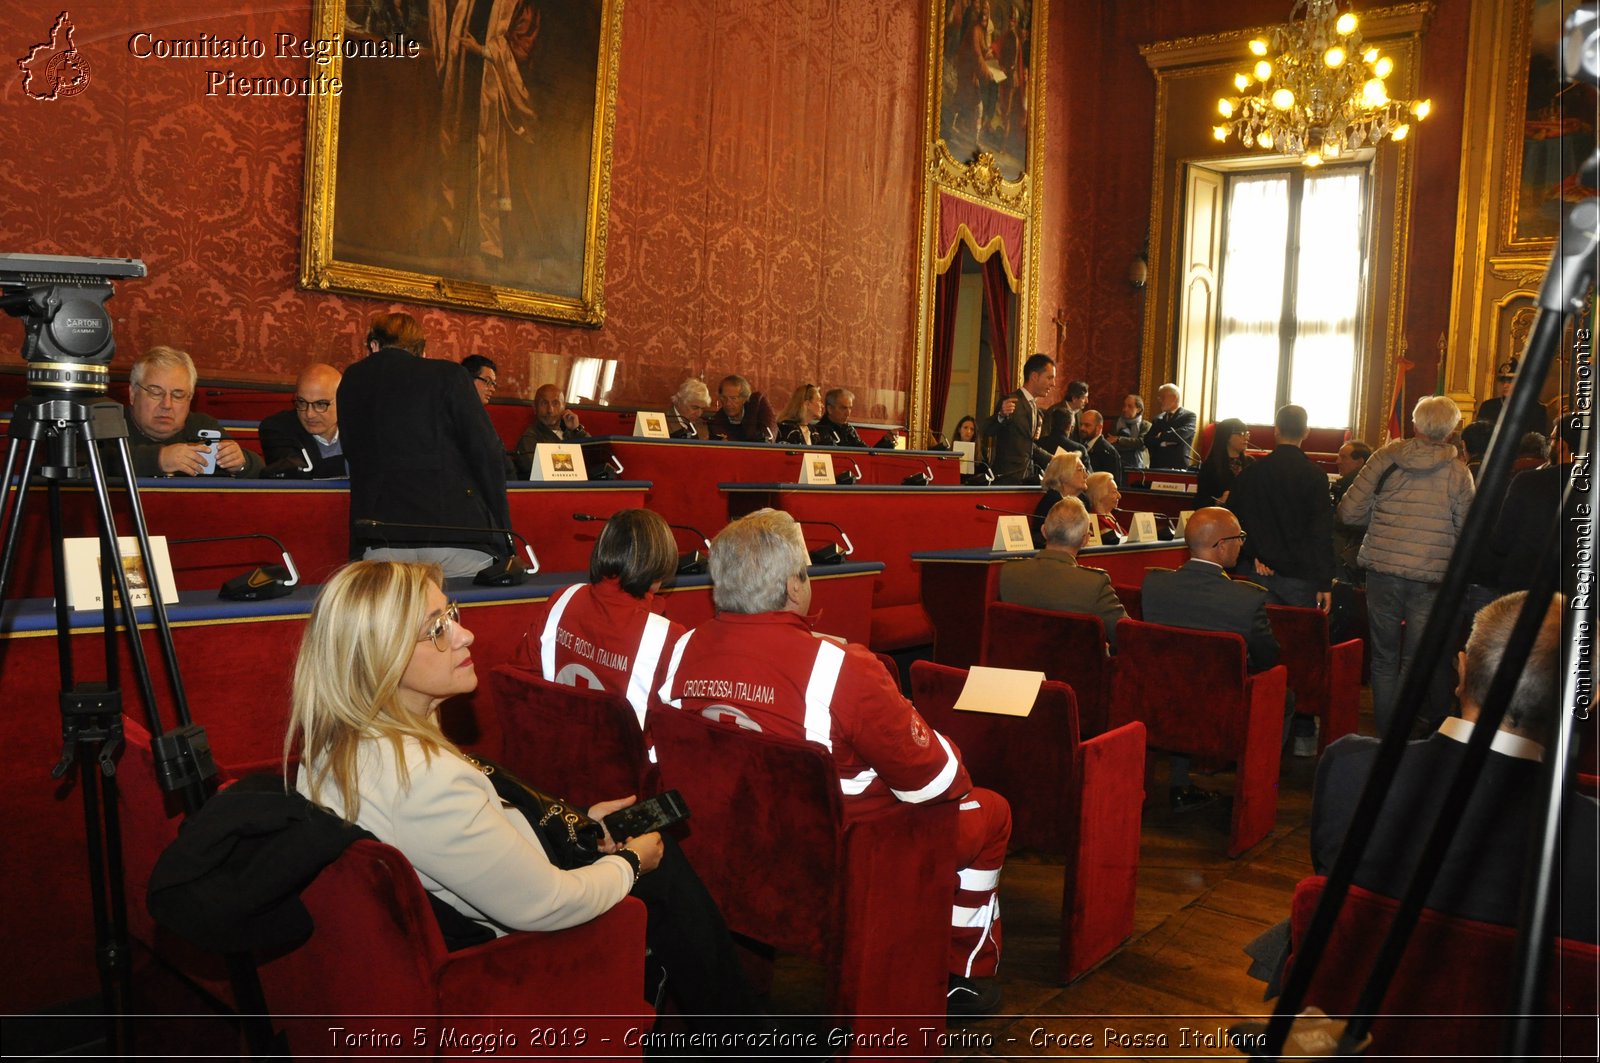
left=1286, top=876, right=1598, bottom=1058
left=1109, top=619, right=1288, bottom=857
left=908, top=662, right=1144, bottom=982
left=487, top=664, right=654, bottom=809
left=646, top=705, right=958, bottom=1058
left=256, top=840, right=652, bottom=1060
left=979, top=601, right=1116, bottom=737
left=1266, top=605, right=1362, bottom=754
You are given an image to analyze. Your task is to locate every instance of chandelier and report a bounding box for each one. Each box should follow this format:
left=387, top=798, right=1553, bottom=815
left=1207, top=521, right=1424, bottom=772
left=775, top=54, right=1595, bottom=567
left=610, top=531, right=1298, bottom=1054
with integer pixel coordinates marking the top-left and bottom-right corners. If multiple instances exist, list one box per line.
left=1213, top=0, right=1431, bottom=166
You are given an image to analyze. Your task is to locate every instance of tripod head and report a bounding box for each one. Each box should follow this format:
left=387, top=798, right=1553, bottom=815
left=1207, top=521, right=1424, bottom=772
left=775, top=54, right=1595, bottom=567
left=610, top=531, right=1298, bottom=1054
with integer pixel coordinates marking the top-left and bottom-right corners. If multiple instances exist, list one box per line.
left=0, top=253, right=146, bottom=396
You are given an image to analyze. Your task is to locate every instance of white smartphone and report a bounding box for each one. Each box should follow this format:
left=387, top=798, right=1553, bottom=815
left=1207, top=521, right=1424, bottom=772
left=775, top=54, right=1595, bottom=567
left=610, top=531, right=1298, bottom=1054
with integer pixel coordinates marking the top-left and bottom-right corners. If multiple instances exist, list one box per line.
left=197, top=429, right=220, bottom=474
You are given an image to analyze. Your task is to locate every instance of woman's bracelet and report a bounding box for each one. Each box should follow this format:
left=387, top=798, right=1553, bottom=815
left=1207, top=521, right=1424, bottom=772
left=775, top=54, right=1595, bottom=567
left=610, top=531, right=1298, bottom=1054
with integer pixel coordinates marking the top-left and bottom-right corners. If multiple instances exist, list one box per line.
left=614, top=846, right=642, bottom=884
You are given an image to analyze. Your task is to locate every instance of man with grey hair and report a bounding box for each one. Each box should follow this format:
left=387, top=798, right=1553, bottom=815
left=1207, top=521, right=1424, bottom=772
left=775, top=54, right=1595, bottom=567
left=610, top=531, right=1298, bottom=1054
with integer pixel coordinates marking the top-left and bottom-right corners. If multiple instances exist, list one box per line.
left=1145, top=383, right=1198, bottom=469
left=810, top=387, right=867, bottom=448
left=707, top=373, right=777, bottom=442
left=124, top=346, right=263, bottom=477
left=658, top=508, right=1013, bottom=1015
left=1310, top=591, right=1595, bottom=941
left=999, top=497, right=1128, bottom=649
left=668, top=378, right=712, bottom=440
left=1338, top=394, right=1475, bottom=734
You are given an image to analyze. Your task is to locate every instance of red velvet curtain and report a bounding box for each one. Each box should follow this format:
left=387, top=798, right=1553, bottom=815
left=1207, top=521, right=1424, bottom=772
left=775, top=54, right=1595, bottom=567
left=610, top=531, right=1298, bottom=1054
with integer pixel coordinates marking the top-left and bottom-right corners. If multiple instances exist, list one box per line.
left=929, top=250, right=964, bottom=439
left=981, top=254, right=1014, bottom=394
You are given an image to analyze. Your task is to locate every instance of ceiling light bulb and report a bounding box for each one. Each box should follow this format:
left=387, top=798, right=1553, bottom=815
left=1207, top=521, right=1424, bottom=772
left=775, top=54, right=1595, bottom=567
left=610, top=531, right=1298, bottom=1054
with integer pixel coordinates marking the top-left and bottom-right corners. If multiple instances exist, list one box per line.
left=1235, top=72, right=1252, bottom=91
left=1259, top=131, right=1275, bottom=149
left=1218, top=98, right=1235, bottom=118
left=1325, top=46, right=1346, bottom=68
left=1272, top=87, right=1296, bottom=110
left=1392, top=123, right=1410, bottom=140
left=1374, top=56, right=1394, bottom=78
left=1363, top=78, right=1389, bottom=105
left=1364, top=47, right=1379, bottom=63
left=1249, top=38, right=1269, bottom=56
left=1214, top=125, right=1231, bottom=141
left=1303, top=153, right=1323, bottom=167
left=1336, top=12, right=1358, bottom=35
left=1412, top=98, right=1431, bottom=119
left=1255, top=60, right=1273, bottom=81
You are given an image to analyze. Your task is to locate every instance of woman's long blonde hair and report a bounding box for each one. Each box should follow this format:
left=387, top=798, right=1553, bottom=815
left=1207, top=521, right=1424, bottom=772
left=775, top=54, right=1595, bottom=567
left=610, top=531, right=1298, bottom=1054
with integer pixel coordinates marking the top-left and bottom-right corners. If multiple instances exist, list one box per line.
left=285, top=561, right=459, bottom=821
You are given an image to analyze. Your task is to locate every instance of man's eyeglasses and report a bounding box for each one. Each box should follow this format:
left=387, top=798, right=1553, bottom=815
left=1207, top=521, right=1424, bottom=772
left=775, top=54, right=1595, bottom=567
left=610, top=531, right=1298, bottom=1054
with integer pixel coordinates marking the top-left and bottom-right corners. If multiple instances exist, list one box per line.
left=132, top=382, right=192, bottom=404
left=293, top=398, right=333, bottom=413
left=418, top=602, right=461, bottom=652
left=1213, top=532, right=1248, bottom=548
left=475, top=376, right=498, bottom=392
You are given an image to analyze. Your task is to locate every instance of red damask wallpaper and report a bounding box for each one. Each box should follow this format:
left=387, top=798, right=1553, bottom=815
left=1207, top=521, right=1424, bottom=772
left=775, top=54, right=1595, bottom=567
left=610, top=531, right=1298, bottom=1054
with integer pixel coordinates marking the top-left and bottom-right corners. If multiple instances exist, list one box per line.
left=0, top=0, right=924, bottom=418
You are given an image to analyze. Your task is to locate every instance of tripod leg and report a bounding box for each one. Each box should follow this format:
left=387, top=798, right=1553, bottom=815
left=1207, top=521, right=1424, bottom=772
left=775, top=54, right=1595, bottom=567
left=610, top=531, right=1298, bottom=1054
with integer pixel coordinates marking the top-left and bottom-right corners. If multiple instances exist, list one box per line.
left=0, top=434, right=41, bottom=603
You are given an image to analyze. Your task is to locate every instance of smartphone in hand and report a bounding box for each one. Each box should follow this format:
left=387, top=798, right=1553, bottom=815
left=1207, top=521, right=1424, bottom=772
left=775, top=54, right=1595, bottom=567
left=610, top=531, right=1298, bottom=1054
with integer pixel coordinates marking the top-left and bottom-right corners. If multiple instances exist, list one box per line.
left=197, top=429, right=221, bottom=474
left=603, top=790, right=690, bottom=841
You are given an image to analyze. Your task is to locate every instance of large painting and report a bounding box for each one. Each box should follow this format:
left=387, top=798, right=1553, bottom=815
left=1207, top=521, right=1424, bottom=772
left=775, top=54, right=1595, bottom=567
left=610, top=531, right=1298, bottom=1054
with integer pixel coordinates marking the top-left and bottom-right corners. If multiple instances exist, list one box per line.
left=300, top=0, right=622, bottom=325
left=939, top=0, right=1033, bottom=180
left=1504, top=0, right=1594, bottom=250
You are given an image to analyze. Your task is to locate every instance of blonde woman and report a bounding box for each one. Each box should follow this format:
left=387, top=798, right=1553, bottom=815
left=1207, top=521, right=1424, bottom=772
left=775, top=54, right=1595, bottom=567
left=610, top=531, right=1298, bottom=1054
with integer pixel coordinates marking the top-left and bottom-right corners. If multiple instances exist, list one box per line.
left=776, top=383, right=824, bottom=445
left=286, top=561, right=759, bottom=1022
left=1085, top=471, right=1123, bottom=544
left=1030, top=450, right=1088, bottom=547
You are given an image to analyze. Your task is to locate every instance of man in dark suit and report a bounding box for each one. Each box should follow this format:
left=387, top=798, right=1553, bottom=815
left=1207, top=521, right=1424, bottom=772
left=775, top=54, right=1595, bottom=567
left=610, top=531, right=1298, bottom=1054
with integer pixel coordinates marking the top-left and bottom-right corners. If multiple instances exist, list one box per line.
left=999, top=497, right=1128, bottom=649
left=981, top=353, right=1058, bottom=484
left=1074, top=409, right=1124, bottom=486
left=1311, top=590, right=1596, bottom=943
left=1225, top=404, right=1334, bottom=610
left=1146, top=383, right=1198, bottom=470
left=809, top=387, right=867, bottom=448
left=1039, top=379, right=1090, bottom=456
left=1142, top=507, right=1280, bottom=809
left=1474, top=359, right=1551, bottom=445
left=1489, top=414, right=1578, bottom=595
left=258, top=363, right=346, bottom=479
left=338, top=312, right=512, bottom=578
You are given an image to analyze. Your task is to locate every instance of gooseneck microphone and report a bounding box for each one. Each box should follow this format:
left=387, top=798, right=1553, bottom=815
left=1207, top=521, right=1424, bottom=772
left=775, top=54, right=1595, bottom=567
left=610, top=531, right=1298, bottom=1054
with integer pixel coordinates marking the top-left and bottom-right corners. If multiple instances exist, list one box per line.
left=866, top=450, right=935, bottom=486
left=354, top=518, right=539, bottom=585
left=975, top=503, right=1043, bottom=521
left=169, top=532, right=301, bottom=600
left=795, top=518, right=854, bottom=565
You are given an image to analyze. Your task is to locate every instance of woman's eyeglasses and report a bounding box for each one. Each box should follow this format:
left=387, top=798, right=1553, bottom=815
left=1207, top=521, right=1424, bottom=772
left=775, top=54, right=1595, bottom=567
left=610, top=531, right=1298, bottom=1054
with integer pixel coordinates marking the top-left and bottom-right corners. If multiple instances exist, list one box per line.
left=293, top=398, right=333, bottom=412
left=418, top=601, right=461, bottom=651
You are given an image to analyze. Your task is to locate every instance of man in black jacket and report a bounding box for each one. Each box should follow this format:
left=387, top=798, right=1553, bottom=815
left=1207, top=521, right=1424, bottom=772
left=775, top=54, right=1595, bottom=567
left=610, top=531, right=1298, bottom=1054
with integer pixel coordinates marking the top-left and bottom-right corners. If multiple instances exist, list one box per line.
left=258, top=363, right=346, bottom=478
left=1074, top=408, right=1123, bottom=486
left=809, top=387, right=867, bottom=448
left=1225, top=404, right=1335, bottom=610
left=339, top=312, right=512, bottom=578
left=981, top=353, right=1057, bottom=484
left=1146, top=383, right=1198, bottom=469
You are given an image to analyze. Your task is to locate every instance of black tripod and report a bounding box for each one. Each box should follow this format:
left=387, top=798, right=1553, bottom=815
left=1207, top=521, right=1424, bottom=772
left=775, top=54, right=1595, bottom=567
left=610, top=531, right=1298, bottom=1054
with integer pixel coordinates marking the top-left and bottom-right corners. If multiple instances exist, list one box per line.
left=0, top=258, right=218, bottom=1056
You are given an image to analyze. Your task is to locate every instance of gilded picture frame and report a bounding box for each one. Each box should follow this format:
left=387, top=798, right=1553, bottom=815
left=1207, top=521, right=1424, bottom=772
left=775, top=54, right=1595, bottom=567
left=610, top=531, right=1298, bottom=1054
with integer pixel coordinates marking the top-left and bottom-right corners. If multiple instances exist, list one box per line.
left=299, top=0, right=623, bottom=326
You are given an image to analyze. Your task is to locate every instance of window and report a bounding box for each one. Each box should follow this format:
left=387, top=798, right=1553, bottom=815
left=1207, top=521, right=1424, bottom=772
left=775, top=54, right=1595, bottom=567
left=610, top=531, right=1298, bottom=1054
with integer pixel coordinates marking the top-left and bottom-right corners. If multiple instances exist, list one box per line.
left=1213, top=166, right=1368, bottom=428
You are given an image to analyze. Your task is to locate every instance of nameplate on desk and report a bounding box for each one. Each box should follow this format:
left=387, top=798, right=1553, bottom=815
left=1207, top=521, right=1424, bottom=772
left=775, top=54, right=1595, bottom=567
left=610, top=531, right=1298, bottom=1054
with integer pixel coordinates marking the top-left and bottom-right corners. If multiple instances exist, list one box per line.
left=1177, top=510, right=1195, bottom=536
left=991, top=516, right=1033, bottom=552
left=1084, top=521, right=1103, bottom=548
left=1149, top=479, right=1197, bottom=494
left=799, top=453, right=836, bottom=485
left=63, top=535, right=179, bottom=611
left=634, top=412, right=669, bottom=438
left=1126, top=511, right=1160, bottom=543
left=530, top=443, right=588, bottom=481
left=954, top=665, right=1044, bottom=717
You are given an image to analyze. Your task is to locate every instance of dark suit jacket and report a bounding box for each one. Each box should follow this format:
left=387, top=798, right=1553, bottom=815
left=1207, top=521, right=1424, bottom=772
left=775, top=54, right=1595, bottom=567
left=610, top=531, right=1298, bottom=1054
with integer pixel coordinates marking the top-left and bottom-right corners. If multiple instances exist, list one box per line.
left=1147, top=407, right=1198, bottom=469
left=707, top=392, right=776, bottom=442
left=122, top=410, right=265, bottom=479
left=1082, top=435, right=1124, bottom=486
left=810, top=416, right=866, bottom=448
left=338, top=347, right=511, bottom=557
left=1226, top=444, right=1335, bottom=586
left=514, top=419, right=590, bottom=478
left=1038, top=406, right=1084, bottom=456
left=998, top=551, right=1128, bottom=650
left=1474, top=395, right=1551, bottom=443
left=257, top=408, right=347, bottom=479
left=981, top=389, right=1054, bottom=484
left=1141, top=558, right=1279, bottom=672
left=1311, top=731, right=1598, bottom=943
left=1489, top=463, right=1566, bottom=594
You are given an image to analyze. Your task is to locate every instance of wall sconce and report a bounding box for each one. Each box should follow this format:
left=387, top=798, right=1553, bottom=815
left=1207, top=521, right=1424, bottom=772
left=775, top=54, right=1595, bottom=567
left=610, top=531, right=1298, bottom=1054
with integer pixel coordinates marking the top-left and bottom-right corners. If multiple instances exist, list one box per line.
left=1128, top=252, right=1148, bottom=289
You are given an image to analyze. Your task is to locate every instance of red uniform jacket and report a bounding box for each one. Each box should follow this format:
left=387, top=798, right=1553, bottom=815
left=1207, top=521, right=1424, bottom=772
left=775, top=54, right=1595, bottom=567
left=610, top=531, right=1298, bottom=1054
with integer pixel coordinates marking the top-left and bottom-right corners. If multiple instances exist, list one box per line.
left=659, top=611, right=971, bottom=816
left=519, top=579, right=685, bottom=727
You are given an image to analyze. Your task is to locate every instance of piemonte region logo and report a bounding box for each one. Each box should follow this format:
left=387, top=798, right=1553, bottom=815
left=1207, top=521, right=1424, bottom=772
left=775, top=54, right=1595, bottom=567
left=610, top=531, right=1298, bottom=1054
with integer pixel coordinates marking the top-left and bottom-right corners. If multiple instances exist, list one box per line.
left=18, top=11, right=91, bottom=101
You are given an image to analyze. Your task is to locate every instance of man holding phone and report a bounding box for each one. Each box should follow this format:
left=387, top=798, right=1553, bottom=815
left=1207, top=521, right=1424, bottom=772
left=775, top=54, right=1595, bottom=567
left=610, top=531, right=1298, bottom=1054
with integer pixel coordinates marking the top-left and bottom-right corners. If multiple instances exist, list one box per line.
left=123, top=346, right=263, bottom=478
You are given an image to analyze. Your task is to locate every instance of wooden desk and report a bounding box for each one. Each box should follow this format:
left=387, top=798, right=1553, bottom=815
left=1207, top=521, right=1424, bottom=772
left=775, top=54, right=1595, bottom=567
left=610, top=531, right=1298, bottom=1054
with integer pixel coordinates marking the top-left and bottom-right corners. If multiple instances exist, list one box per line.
left=0, top=559, right=880, bottom=1011
left=913, top=542, right=1189, bottom=667
left=721, top=482, right=1047, bottom=651
left=2, top=479, right=651, bottom=598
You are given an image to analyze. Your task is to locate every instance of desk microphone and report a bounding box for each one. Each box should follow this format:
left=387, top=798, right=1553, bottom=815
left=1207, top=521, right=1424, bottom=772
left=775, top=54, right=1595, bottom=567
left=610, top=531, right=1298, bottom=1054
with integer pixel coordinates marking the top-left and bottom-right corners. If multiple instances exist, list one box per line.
left=784, top=450, right=860, bottom=484
left=974, top=503, right=1044, bottom=522
left=795, top=518, right=854, bottom=565
left=574, top=513, right=711, bottom=574
left=169, top=533, right=301, bottom=601
left=353, top=519, right=539, bottom=585
left=866, top=451, right=934, bottom=486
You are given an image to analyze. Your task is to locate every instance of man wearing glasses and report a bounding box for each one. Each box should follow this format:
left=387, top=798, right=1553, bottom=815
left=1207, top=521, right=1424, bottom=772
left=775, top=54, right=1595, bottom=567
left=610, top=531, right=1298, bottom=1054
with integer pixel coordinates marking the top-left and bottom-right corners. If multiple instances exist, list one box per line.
left=460, top=355, right=499, bottom=406
left=1141, top=507, right=1281, bottom=811
left=124, top=346, right=263, bottom=478
left=259, top=363, right=346, bottom=478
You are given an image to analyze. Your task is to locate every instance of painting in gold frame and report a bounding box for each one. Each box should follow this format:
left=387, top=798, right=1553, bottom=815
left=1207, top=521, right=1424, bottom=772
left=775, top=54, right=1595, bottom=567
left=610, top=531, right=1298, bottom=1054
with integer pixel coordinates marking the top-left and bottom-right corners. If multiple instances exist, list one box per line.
left=300, top=0, right=623, bottom=326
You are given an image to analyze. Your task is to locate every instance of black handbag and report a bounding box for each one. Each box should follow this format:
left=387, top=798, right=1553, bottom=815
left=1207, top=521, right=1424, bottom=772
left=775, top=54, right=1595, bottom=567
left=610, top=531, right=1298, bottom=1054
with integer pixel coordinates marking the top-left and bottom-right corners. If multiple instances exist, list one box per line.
left=462, top=753, right=603, bottom=869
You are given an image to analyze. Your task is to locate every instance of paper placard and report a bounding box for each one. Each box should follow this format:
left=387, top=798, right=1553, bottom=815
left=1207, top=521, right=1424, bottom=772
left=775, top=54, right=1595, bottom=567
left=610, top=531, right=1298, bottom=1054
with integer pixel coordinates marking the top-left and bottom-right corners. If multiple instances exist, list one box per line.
left=63, top=536, right=179, bottom=611
left=953, top=440, right=976, bottom=475
left=954, top=665, right=1045, bottom=717
left=1127, top=511, right=1160, bottom=543
left=1084, top=520, right=1103, bottom=548
left=530, top=442, right=588, bottom=481
left=634, top=411, right=669, bottom=438
left=991, top=516, right=1033, bottom=552
left=799, top=453, right=836, bottom=485
left=1176, top=510, right=1195, bottom=537
left=1150, top=479, right=1197, bottom=494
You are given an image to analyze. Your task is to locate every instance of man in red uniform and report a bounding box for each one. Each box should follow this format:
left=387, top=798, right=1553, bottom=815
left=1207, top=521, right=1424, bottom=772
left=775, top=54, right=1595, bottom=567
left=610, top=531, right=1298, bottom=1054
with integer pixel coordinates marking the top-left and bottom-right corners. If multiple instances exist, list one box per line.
left=658, top=509, right=1011, bottom=1015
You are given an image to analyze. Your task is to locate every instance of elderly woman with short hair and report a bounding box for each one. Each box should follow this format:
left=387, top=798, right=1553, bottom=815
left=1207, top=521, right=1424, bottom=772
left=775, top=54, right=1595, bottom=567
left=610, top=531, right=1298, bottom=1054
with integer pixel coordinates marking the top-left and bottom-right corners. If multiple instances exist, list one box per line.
left=668, top=378, right=712, bottom=440
left=1337, top=394, right=1476, bottom=733
left=1030, top=451, right=1089, bottom=547
left=1085, top=470, right=1123, bottom=544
